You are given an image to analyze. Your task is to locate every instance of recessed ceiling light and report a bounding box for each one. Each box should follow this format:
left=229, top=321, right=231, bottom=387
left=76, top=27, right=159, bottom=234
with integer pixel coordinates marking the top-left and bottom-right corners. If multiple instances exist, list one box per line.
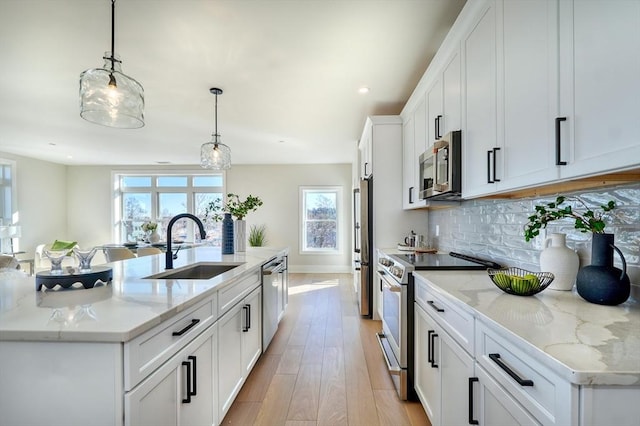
left=358, top=87, right=370, bottom=94
left=48, top=142, right=57, bottom=146
left=67, top=155, right=73, bottom=159
left=156, top=161, right=171, bottom=164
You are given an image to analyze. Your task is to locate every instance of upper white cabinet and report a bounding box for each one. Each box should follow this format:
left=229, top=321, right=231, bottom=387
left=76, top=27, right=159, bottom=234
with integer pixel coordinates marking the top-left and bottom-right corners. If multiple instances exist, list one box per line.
left=359, top=123, right=373, bottom=178
left=427, top=78, right=443, bottom=145
left=558, top=0, right=640, bottom=179
left=442, top=50, right=462, bottom=136
left=402, top=116, right=417, bottom=209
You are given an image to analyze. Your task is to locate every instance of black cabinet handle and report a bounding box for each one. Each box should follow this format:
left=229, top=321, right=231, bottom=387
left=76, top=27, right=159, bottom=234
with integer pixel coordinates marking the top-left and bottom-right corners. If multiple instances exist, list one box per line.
left=246, top=303, right=251, bottom=330
left=409, top=186, right=414, bottom=204
left=436, top=115, right=443, bottom=139
left=555, top=117, right=567, bottom=165
left=427, top=330, right=435, bottom=365
left=242, top=305, right=249, bottom=332
left=487, top=150, right=493, bottom=183
left=172, top=318, right=200, bottom=336
left=492, top=147, right=501, bottom=182
left=468, top=377, right=479, bottom=425
left=430, top=333, right=439, bottom=368
left=188, top=355, right=197, bottom=397
left=181, top=360, right=192, bottom=403
left=364, top=162, right=369, bottom=176
left=427, top=300, right=445, bottom=313
left=489, top=353, right=534, bottom=386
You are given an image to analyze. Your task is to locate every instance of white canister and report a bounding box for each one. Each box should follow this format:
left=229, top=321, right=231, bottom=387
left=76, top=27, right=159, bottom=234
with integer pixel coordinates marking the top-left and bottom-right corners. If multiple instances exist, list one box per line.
left=539, top=233, right=579, bottom=291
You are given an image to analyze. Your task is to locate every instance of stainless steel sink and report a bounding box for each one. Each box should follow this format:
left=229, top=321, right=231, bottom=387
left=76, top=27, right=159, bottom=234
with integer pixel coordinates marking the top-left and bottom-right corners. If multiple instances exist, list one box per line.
left=145, top=262, right=244, bottom=280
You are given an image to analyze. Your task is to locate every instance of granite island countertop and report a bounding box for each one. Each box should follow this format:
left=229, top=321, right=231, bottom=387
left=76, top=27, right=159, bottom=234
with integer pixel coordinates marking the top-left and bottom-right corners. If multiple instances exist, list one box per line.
left=0, top=246, right=287, bottom=343
left=413, top=269, right=640, bottom=386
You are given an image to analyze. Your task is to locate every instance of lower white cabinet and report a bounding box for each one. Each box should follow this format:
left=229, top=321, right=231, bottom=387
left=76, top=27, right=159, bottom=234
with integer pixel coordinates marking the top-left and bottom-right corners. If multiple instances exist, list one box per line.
left=125, top=323, right=217, bottom=426
left=415, top=300, right=474, bottom=426
left=218, top=285, right=262, bottom=420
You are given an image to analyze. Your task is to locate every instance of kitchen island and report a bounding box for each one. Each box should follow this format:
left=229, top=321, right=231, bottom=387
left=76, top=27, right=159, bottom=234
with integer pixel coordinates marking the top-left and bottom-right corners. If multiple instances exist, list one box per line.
left=0, top=246, right=287, bottom=426
left=414, top=269, right=640, bottom=425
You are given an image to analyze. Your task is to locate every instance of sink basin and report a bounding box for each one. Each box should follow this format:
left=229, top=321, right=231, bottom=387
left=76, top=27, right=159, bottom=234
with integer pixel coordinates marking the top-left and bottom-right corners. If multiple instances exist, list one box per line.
left=145, top=262, right=244, bottom=280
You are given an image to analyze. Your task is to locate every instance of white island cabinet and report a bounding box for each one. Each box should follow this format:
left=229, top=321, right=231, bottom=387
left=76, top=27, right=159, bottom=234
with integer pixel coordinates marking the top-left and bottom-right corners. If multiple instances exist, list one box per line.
left=0, top=246, right=287, bottom=426
left=412, top=270, right=640, bottom=426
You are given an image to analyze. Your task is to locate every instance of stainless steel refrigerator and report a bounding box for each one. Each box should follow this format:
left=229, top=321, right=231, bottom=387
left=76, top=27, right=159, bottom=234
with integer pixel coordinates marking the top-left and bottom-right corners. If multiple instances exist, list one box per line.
left=357, top=176, right=373, bottom=317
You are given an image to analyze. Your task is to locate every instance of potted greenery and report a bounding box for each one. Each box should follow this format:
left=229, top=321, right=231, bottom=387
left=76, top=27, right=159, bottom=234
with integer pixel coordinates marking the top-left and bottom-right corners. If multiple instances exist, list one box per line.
left=248, top=224, right=267, bottom=247
left=524, top=195, right=629, bottom=305
left=205, top=193, right=263, bottom=253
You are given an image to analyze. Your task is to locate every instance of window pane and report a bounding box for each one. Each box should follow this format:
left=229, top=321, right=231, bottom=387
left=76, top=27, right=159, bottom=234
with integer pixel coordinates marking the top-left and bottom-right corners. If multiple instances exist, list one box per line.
left=157, top=176, right=187, bottom=187
left=305, top=192, right=337, bottom=220
left=195, top=192, right=223, bottom=246
left=193, top=175, right=223, bottom=187
left=122, top=193, right=151, bottom=241
left=122, top=176, right=151, bottom=188
left=305, top=221, right=337, bottom=249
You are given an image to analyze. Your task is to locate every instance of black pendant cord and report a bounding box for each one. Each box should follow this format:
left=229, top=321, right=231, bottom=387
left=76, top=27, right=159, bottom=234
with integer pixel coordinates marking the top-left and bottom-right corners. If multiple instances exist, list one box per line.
left=110, top=0, right=116, bottom=73
left=214, top=91, right=218, bottom=137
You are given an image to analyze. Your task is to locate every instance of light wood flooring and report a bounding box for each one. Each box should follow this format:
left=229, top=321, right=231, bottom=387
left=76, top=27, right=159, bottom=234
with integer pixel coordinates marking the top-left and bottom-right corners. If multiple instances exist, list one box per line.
left=222, top=273, right=430, bottom=426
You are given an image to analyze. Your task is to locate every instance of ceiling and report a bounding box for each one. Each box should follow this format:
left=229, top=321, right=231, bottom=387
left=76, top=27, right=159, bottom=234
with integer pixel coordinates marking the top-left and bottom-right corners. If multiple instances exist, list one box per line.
left=0, top=0, right=466, bottom=166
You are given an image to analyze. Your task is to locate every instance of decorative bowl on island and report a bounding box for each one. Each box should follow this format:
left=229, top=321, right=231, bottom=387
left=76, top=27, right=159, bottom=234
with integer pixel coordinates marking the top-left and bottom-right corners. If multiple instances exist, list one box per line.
left=488, top=267, right=555, bottom=296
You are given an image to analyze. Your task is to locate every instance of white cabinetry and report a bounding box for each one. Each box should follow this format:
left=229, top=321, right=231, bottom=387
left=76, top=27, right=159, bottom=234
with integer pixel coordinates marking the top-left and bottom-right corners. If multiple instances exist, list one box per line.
left=125, top=323, right=216, bottom=426
left=558, top=0, right=640, bottom=179
left=218, top=285, right=262, bottom=419
left=359, top=123, right=373, bottom=178
left=402, top=116, right=416, bottom=209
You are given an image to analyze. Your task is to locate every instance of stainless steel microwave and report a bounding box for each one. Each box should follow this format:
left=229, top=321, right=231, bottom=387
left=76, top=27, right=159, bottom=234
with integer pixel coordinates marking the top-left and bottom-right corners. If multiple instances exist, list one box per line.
left=419, top=130, right=462, bottom=200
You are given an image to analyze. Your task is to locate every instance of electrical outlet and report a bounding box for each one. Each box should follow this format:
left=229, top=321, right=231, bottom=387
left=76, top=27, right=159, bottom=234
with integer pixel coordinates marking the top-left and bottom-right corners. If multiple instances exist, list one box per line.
left=435, top=225, right=440, bottom=237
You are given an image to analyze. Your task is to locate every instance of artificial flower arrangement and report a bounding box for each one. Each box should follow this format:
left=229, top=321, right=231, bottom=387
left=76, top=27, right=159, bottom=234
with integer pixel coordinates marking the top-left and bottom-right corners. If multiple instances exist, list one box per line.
left=141, top=221, right=158, bottom=233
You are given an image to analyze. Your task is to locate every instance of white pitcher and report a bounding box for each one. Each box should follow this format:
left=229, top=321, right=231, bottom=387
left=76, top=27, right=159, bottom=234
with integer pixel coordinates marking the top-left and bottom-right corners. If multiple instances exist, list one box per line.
left=539, top=233, right=579, bottom=291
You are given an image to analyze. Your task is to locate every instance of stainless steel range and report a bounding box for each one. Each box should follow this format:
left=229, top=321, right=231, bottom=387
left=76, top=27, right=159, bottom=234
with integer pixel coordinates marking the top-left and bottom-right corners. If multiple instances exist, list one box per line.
left=375, top=250, right=501, bottom=400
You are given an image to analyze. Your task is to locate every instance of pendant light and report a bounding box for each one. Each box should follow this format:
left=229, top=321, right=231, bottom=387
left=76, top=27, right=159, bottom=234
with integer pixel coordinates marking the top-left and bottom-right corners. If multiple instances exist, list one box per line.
left=79, top=0, right=144, bottom=129
left=200, top=88, right=231, bottom=170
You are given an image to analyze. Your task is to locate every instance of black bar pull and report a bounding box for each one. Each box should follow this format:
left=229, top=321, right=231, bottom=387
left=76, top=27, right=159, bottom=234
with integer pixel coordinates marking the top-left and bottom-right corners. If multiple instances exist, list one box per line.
left=489, top=353, right=534, bottom=386
left=246, top=303, right=251, bottom=330
left=468, top=377, right=479, bottom=425
left=427, top=330, right=435, bottom=365
left=487, top=150, right=493, bottom=183
left=181, top=360, right=192, bottom=403
left=436, top=115, right=443, bottom=139
left=555, top=117, right=567, bottom=165
left=409, top=186, right=414, bottom=204
left=364, top=162, right=369, bottom=176
left=172, top=318, right=200, bottom=336
left=188, top=355, right=197, bottom=397
left=427, top=300, right=445, bottom=313
left=431, top=333, right=439, bottom=368
left=242, top=305, right=249, bottom=332
left=492, top=147, right=501, bottom=182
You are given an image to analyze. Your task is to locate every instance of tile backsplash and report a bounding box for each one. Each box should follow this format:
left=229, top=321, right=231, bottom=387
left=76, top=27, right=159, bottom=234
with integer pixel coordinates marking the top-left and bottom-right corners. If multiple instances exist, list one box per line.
left=428, top=182, right=640, bottom=292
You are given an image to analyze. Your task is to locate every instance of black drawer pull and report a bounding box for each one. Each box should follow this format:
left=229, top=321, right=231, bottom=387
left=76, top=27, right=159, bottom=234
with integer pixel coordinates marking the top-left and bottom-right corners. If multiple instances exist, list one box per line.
left=427, top=300, right=445, bottom=313
left=246, top=303, right=251, bottom=330
left=430, top=332, right=439, bottom=368
left=489, top=353, right=534, bottom=386
left=427, top=330, right=435, bottom=364
left=555, top=117, right=567, bottom=165
left=188, top=355, right=197, bottom=397
left=468, top=377, right=479, bottom=425
left=172, top=318, right=200, bottom=336
left=242, top=305, right=250, bottom=332
left=181, top=360, right=192, bottom=403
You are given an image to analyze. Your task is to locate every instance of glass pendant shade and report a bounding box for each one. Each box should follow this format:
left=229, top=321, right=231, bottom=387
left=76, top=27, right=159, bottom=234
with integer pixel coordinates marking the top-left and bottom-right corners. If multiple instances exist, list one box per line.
left=80, top=53, right=145, bottom=128
left=201, top=135, right=231, bottom=170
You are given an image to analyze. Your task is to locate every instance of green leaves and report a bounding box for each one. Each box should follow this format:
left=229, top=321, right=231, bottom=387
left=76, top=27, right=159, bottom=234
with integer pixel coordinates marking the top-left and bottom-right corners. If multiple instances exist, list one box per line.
left=524, top=196, right=616, bottom=242
left=204, top=193, right=263, bottom=221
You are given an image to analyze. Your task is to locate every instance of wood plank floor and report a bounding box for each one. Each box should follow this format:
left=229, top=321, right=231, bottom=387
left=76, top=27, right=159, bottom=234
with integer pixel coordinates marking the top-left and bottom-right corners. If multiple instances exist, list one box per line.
left=222, top=273, right=430, bottom=426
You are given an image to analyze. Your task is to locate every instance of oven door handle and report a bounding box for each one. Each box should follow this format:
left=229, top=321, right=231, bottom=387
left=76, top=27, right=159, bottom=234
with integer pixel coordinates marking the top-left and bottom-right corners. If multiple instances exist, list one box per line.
left=375, top=333, right=401, bottom=376
left=378, top=272, right=403, bottom=293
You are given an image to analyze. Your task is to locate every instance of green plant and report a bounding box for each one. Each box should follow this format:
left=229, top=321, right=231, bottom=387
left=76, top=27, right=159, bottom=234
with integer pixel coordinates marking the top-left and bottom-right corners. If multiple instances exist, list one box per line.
left=524, top=195, right=616, bottom=242
left=248, top=224, right=267, bottom=247
left=205, top=193, right=263, bottom=221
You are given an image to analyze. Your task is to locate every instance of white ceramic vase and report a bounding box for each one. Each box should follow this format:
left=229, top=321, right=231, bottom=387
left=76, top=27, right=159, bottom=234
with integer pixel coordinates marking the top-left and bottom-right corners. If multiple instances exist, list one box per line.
left=234, top=219, right=246, bottom=252
left=149, top=230, right=161, bottom=244
left=539, top=233, right=579, bottom=291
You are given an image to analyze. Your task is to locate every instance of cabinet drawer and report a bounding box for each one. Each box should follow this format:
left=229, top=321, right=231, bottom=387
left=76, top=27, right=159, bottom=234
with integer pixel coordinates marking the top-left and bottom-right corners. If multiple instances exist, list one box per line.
left=218, top=269, right=261, bottom=315
left=414, top=275, right=474, bottom=354
left=475, top=321, right=574, bottom=426
left=124, top=295, right=216, bottom=391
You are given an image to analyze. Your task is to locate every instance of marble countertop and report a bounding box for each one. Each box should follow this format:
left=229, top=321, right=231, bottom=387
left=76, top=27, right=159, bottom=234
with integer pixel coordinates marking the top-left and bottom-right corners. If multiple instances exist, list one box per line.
left=412, top=269, right=640, bottom=386
left=0, top=247, right=287, bottom=343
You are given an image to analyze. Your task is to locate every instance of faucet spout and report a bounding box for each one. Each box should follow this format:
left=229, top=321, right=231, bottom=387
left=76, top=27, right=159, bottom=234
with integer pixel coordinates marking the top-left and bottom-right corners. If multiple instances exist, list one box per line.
left=165, top=213, right=207, bottom=269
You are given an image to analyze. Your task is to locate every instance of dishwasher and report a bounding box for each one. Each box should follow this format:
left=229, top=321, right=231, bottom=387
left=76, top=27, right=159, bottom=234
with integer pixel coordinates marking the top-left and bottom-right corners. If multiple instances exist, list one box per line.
left=261, top=255, right=287, bottom=350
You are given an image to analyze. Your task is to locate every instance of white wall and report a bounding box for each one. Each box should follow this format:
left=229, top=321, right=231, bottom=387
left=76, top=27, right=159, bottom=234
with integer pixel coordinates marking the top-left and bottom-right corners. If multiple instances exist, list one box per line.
left=227, top=164, right=353, bottom=273
left=0, top=155, right=353, bottom=273
left=0, top=151, right=67, bottom=257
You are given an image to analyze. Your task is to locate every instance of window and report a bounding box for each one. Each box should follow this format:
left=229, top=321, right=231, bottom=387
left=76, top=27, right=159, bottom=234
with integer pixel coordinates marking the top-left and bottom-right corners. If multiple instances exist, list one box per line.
left=0, top=159, right=17, bottom=254
left=300, top=186, right=341, bottom=253
left=115, top=172, right=224, bottom=244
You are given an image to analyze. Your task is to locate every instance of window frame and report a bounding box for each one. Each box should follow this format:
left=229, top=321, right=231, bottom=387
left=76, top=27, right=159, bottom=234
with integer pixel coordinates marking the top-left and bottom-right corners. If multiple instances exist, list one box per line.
left=299, top=185, right=342, bottom=255
left=112, top=170, right=225, bottom=244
